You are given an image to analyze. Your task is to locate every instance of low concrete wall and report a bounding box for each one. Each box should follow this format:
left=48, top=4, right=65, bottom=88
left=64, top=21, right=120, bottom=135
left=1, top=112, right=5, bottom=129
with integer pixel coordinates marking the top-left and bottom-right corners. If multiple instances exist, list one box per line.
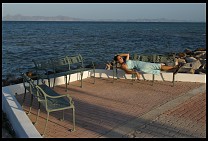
left=1, top=69, right=206, bottom=138
left=2, top=87, right=42, bottom=138
left=95, top=69, right=206, bottom=83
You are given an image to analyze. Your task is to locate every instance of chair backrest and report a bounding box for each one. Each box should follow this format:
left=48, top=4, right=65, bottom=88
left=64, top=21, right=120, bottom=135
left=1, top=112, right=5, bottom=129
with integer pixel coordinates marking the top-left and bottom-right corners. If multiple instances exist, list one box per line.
left=32, top=59, right=54, bottom=70
left=21, top=73, right=44, bottom=101
left=136, top=54, right=176, bottom=66
left=51, top=56, right=69, bottom=67
left=155, top=54, right=176, bottom=66
left=138, top=54, right=155, bottom=62
left=66, top=54, right=84, bottom=69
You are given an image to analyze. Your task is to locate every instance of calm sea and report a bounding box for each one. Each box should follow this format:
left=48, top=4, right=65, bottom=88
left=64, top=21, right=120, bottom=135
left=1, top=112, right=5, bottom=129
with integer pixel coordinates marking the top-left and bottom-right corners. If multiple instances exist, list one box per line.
left=2, top=21, right=206, bottom=79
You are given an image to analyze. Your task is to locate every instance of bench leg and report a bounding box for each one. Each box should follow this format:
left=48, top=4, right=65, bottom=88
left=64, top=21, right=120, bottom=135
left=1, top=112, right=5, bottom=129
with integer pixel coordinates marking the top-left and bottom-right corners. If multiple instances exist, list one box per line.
left=48, top=78, right=50, bottom=87
left=152, top=74, right=154, bottom=86
left=113, top=67, right=115, bottom=83
left=65, top=75, right=68, bottom=92
left=68, top=75, right=71, bottom=85
left=93, top=68, right=95, bottom=84
left=80, top=72, right=83, bottom=88
left=172, top=74, right=175, bottom=87
left=132, top=74, right=136, bottom=85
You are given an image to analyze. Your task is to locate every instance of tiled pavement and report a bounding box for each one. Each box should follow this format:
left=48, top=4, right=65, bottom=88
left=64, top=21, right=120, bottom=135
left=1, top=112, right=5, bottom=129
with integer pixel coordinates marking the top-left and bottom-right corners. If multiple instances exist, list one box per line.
left=15, top=77, right=206, bottom=138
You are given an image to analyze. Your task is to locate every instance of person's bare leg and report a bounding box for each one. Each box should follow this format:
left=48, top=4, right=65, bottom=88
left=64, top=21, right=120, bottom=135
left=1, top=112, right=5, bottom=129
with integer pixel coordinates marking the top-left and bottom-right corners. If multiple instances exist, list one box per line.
left=161, top=65, right=175, bottom=71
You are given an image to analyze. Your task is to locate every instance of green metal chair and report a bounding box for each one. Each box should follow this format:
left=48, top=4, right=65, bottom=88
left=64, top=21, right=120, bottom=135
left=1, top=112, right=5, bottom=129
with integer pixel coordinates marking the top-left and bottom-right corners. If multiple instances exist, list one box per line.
left=32, top=59, right=55, bottom=87
left=66, top=54, right=95, bottom=88
left=22, top=73, right=76, bottom=137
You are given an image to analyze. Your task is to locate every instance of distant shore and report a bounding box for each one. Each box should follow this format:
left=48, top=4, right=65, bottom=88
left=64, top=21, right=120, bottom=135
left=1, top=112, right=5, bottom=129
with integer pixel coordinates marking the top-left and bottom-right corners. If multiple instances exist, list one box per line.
left=2, top=15, right=205, bottom=23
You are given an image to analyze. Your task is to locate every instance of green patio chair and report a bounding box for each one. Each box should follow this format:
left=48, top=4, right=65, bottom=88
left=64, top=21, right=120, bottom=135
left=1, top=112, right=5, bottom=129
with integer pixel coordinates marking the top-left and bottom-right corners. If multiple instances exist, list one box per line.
left=22, top=73, right=75, bottom=137
left=66, top=54, right=95, bottom=88
left=21, top=73, right=45, bottom=115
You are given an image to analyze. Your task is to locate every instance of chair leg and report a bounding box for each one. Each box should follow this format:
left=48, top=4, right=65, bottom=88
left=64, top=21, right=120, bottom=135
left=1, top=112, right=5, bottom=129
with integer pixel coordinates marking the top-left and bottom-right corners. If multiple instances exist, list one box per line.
left=71, top=107, right=76, bottom=132
left=42, top=112, right=50, bottom=137
left=34, top=102, right=41, bottom=125
left=61, top=110, right=65, bottom=121
left=65, top=75, right=68, bottom=92
left=21, top=88, right=27, bottom=108
left=48, top=78, right=50, bottom=87
left=53, top=77, right=56, bottom=88
left=28, top=95, right=34, bottom=115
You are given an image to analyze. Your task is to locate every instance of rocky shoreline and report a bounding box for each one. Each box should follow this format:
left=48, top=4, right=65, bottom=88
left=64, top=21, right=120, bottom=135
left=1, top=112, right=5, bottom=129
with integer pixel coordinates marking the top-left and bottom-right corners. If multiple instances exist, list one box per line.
left=2, top=48, right=206, bottom=87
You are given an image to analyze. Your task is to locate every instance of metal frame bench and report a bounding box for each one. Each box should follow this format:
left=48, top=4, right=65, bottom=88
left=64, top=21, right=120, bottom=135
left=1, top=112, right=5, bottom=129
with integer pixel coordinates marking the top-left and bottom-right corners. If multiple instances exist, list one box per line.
left=32, top=54, right=95, bottom=91
left=113, top=54, right=178, bottom=86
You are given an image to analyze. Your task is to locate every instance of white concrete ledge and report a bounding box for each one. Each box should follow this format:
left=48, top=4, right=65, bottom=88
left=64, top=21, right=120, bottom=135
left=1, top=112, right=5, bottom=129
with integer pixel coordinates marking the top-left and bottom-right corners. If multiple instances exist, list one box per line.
left=2, top=87, right=42, bottom=138
left=94, top=69, right=206, bottom=83
left=1, top=69, right=206, bottom=138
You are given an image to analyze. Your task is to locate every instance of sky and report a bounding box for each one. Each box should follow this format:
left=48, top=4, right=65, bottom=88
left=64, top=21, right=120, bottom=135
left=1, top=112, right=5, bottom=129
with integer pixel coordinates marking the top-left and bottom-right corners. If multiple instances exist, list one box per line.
left=2, top=3, right=206, bottom=22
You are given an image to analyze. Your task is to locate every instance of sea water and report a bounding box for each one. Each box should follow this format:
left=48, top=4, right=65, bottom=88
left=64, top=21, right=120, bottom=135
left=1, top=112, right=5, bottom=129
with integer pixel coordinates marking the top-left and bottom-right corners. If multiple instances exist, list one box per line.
left=2, top=21, right=206, bottom=79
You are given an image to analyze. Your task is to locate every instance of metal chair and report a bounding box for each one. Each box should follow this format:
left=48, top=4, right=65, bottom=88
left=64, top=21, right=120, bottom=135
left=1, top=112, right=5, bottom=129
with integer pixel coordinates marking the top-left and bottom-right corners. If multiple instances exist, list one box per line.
left=22, top=73, right=76, bottom=136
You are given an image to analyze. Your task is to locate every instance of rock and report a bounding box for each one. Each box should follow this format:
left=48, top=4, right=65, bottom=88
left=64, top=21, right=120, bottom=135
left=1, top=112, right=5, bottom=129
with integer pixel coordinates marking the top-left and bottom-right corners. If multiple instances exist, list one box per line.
left=177, top=58, right=186, bottom=64
left=184, top=48, right=193, bottom=55
left=177, top=52, right=186, bottom=58
left=178, top=68, right=195, bottom=74
left=195, top=47, right=206, bottom=51
left=200, top=53, right=206, bottom=60
left=199, top=59, right=206, bottom=69
left=183, top=60, right=202, bottom=70
left=193, top=51, right=206, bottom=59
left=185, top=57, right=197, bottom=63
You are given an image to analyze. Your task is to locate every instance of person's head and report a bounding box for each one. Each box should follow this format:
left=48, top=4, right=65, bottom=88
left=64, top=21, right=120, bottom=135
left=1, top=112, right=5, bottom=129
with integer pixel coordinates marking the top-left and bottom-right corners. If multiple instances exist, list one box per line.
left=114, top=55, right=124, bottom=64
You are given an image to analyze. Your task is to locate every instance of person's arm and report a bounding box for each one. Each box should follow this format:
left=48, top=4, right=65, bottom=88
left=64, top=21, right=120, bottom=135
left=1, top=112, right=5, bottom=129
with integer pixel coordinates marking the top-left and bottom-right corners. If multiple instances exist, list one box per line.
left=121, top=64, right=140, bottom=79
left=118, top=53, right=130, bottom=60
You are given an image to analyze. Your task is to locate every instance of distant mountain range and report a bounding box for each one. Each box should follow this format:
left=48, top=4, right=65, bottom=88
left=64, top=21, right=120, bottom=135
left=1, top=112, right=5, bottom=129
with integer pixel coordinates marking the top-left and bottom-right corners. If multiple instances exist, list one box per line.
left=3, top=14, right=82, bottom=21
left=2, top=14, right=201, bottom=22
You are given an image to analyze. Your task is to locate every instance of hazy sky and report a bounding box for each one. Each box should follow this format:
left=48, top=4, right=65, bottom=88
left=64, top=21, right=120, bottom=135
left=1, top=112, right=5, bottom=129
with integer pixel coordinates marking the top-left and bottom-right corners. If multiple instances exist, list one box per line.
left=2, top=3, right=206, bottom=22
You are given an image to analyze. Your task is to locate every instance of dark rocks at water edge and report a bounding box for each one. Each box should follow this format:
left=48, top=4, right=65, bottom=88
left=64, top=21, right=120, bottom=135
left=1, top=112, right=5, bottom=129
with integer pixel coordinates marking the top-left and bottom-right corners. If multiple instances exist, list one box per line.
left=2, top=48, right=206, bottom=87
left=176, top=47, right=206, bottom=74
